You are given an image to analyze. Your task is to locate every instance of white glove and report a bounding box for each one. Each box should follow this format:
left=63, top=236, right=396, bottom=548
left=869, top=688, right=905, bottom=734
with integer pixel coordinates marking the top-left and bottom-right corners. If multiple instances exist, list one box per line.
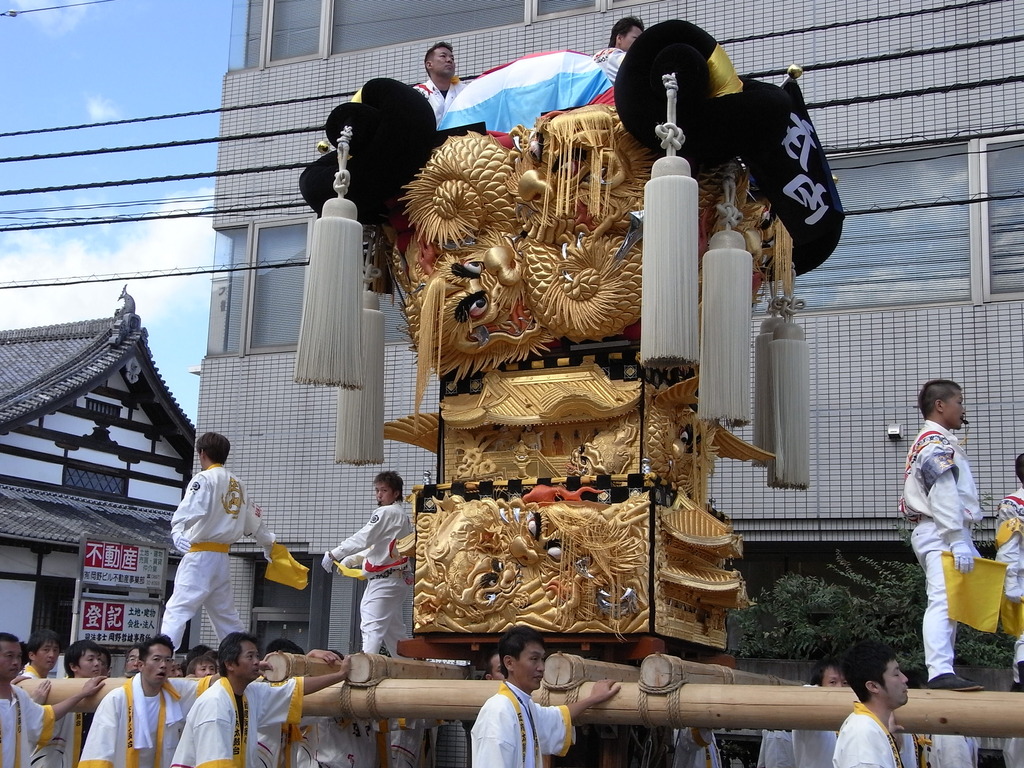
left=172, top=534, right=191, bottom=554
left=263, top=545, right=274, bottom=563
left=950, top=540, right=975, bottom=574
left=321, top=550, right=337, bottom=573
left=1007, top=586, right=1023, bottom=603
left=341, top=555, right=360, bottom=569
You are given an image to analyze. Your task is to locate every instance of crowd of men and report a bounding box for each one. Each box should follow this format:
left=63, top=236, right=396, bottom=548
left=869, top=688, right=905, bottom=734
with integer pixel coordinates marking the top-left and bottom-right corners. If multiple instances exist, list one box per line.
left=3, top=18, right=1020, bottom=765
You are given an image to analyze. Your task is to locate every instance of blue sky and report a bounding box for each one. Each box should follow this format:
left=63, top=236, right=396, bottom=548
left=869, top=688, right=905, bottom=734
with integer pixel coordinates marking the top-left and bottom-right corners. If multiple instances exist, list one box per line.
left=1, top=0, right=235, bottom=422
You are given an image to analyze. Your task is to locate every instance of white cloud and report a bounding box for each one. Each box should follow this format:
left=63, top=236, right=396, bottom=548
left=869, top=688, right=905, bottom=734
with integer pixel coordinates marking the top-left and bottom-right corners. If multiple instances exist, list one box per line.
left=0, top=189, right=216, bottom=331
left=11, top=0, right=88, bottom=35
left=85, top=94, right=120, bottom=122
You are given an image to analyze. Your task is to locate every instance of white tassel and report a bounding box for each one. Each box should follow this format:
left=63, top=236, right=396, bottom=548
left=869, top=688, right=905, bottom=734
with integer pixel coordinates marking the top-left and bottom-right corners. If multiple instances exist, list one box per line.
left=335, top=292, right=384, bottom=465
left=753, top=315, right=782, bottom=466
left=769, top=320, right=809, bottom=489
left=698, top=229, right=752, bottom=425
left=294, top=128, right=364, bottom=388
left=640, top=154, right=699, bottom=368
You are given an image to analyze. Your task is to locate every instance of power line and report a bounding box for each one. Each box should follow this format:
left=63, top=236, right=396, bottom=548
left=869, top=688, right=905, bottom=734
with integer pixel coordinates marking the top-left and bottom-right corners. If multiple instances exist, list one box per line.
left=1, top=0, right=112, bottom=18
left=0, top=0, right=1002, bottom=140
left=2, top=189, right=1023, bottom=290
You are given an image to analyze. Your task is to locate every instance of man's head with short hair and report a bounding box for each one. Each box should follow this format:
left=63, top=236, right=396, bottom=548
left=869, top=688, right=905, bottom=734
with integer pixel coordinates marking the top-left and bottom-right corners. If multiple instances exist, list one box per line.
left=423, top=41, right=456, bottom=84
left=608, top=16, right=644, bottom=50
left=196, top=432, right=231, bottom=465
left=265, top=637, right=304, bottom=655
left=25, top=629, right=61, bottom=675
left=1015, top=453, right=1024, bottom=486
left=219, top=631, right=261, bottom=678
left=374, top=470, right=403, bottom=495
left=0, top=633, right=23, bottom=684
left=184, top=644, right=213, bottom=670
left=186, top=650, right=218, bottom=678
left=918, top=379, right=961, bottom=419
left=484, top=651, right=504, bottom=680
left=125, top=641, right=146, bottom=674
left=137, top=635, right=175, bottom=695
left=842, top=641, right=907, bottom=708
left=809, top=657, right=845, bottom=687
left=64, top=639, right=106, bottom=678
left=495, top=626, right=544, bottom=684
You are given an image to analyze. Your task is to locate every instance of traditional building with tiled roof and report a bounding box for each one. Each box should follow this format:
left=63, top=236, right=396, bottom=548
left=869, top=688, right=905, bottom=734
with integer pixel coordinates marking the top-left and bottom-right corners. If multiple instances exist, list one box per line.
left=0, top=290, right=195, bottom=645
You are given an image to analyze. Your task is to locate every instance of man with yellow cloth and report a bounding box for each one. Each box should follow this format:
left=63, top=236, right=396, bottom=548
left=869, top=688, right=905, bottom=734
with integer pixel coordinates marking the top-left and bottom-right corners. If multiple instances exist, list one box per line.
left=900, top=379, right=984, bottom=691
left=170, top=632, right=350, bottom=768
left=161, top=432, right=278, bottom=651
left=832, top=641, right=909, bottom=768
left=996, top=453, right=1024, bottom=689
left=471, top=625, right=619, bottom=768
left=78, top=635, right=214, bottom=768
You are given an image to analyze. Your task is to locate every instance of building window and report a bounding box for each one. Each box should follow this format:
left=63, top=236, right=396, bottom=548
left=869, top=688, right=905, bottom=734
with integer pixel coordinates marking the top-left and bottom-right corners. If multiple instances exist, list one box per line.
left=270, top=0, right=321, bottom=61
left=229, top=0, right=264, bottom=70
left=85, top=399, right=121, bottom=419
left=64, top=466, right=127, bottom=496
left=793, top=145, right=971, bottom=311
left=250, top=223, right=309, bottom=349
left=535, top=0, right=596, bottom=19
left=208, top=227, right=248, bottom=355
left=331, top=0, right=523, bottom=54
left=983, top=137, right=1024, bottom=297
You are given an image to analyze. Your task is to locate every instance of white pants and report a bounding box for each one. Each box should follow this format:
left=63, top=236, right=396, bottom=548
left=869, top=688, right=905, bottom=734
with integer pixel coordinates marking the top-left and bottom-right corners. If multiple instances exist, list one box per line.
left=161, top=550, right=244, bottom=649
left=360, top=573, right=409, bottom=657
left=911, top=520, right=977, bottom=679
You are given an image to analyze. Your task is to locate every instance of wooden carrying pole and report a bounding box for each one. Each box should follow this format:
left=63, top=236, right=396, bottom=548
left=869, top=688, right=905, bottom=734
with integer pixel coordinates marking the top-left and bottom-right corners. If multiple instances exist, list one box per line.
left=19, top=677, right=1024, bottom=737
left=262, top=652, right=469, bottom=684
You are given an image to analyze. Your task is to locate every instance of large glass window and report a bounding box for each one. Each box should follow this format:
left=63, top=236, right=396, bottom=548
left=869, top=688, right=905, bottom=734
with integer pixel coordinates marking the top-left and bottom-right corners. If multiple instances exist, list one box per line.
left=270, top=0, right=321, bottom=61
left=984, top=138, right=1024, bottom=296
left=793, top=145, right=971, bottom=311
left=536, top=0, right=595, bottom=17
left=251, top=223, right=309, bottom=348
left=208, top=228, right=248, bottom=355
left=332, top=0, right=522, bottom=54
left=229, top=0, right=264, bottom=70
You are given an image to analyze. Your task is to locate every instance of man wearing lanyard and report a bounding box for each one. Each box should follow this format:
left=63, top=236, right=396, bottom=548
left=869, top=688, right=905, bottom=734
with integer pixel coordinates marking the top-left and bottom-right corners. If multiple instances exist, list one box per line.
left=471, top=626, right=619, bottom=768
left=832, top=641, right=909, bottom=768
left=170, top=633, right=349, bottom=768
left=79, top=635, right=214, bottom=768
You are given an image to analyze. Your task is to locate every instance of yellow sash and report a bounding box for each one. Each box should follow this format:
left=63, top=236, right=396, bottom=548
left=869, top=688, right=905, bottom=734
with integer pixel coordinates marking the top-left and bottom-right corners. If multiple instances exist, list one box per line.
left=852, top=702, right=903, bottom=768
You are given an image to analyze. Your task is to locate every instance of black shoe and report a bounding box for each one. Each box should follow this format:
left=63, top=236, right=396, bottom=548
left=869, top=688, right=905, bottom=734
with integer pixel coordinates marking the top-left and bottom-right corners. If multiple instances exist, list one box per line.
left=926, top=673, right=983, bottom=691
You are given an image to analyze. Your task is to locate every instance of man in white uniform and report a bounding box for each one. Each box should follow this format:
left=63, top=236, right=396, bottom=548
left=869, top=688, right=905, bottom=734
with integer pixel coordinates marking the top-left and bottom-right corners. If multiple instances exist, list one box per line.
left=161, top=432, right=277, bottom=650
left=35, top=639, right=108, bottom=768
left=79, top=635, right=215, bottom=768
left=0, top=632, right=106, bottom=768
left=413, top=42, right=467, bottom=125
left=900, top=379, right=984, bottom=691
left=171, top=633, right=349, bottom=768
left=832, top=641, right=909, bottom=768
left=471, top=625, right=619, bottom=768
left=322, top=471, right=412, bottom=657
left=592, top=16, right=644, bottom=83
left=792, top=658, right=845, bottom=767
left=20, top=630, right=60, bottom=680
left=996, top=453, right=1024, bottom=688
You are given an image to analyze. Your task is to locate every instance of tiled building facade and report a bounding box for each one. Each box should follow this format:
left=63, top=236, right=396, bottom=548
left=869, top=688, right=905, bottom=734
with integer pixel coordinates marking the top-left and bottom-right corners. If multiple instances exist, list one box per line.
left=198, top=0, right=1024, bottom=651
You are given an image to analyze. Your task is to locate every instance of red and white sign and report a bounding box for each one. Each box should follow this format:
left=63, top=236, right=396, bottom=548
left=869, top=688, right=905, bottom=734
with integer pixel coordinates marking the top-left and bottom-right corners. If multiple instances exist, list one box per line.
left=80, top=597, right=160, bottom=646
left=81, top=537, right=167, bottom=592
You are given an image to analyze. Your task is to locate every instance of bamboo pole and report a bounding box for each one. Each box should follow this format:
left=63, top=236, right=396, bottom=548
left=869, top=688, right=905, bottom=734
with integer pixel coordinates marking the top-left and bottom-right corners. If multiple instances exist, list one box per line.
left=544, top=653, right=641, bottom=688
left=262, top=652, right=469, bottom=684
left=18, top=678, right=1024, bottom=737
left=640, top=653, right=799, bottom=687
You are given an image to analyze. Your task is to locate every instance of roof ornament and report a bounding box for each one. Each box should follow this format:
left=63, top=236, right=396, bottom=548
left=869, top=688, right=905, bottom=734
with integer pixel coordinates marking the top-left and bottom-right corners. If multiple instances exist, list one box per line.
left=109, top=285, right=141, bottom=345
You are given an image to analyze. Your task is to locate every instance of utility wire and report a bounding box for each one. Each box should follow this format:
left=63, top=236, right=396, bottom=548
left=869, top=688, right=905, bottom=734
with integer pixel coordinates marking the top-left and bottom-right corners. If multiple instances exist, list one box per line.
left=2, top=189, right=1023, bottom=290
left=0, top=0, right=1002, bottom=139
left=1, top=0, right=112, bottom=17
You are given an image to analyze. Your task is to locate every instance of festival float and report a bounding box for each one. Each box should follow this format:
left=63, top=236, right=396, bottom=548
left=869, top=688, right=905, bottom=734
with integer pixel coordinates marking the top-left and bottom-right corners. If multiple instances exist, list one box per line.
left=296, top=19, right=842, bottom=662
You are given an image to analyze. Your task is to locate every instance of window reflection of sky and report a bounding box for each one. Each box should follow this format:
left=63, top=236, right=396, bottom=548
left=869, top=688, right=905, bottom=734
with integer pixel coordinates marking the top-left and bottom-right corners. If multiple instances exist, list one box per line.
left=790, top=145, right=971, bottom=312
